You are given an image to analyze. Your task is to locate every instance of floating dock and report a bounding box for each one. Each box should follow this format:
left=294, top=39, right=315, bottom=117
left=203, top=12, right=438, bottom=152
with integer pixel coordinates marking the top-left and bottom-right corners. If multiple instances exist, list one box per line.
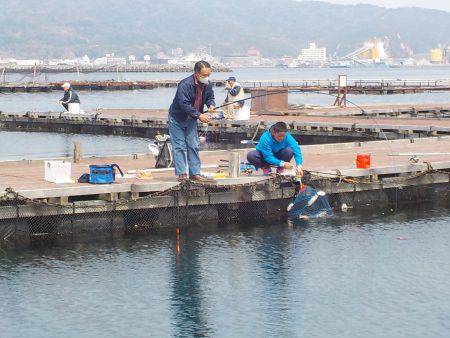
left=1, top=106, right=449, bottom=143
left=1, top=79, right=450, bottom=94
left=1, top=137, right=449, bottom=245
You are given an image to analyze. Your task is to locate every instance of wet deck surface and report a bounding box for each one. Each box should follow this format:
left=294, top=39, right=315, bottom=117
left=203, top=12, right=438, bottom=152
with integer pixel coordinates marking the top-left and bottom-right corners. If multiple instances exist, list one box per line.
left=1, top=137, right=449, bottom=196
left=93, top=106, right=450, bottom=130
left=94, top=102, right=450, bottom=116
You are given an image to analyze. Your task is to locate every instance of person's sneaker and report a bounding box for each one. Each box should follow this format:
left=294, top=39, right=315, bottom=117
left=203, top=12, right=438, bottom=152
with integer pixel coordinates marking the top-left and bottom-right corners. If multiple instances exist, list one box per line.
left=276, top=167, right=285, bottom=174
left=262, top=167, right=271, bottom=176
left=190, top=174, right=214, bottom=182
left=177, top=174, right=188, bottom=182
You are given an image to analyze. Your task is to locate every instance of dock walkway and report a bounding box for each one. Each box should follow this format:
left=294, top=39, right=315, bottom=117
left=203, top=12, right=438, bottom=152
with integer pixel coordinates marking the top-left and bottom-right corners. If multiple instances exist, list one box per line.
left=1, top=137, right=449, bottom=243
left=1, top=79, right=450, bottom=94
left=1, top=106, right=449, bottom=142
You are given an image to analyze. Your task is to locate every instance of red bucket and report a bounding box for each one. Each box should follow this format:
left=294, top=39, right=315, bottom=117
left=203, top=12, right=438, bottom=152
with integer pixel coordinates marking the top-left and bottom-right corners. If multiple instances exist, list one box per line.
left=356, top=154, right=371, bottom=169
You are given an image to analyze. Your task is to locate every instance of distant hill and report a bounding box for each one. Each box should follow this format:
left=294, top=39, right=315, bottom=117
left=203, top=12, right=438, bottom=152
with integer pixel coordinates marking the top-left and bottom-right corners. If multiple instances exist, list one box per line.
left=0, top=0, right=449, bottom=58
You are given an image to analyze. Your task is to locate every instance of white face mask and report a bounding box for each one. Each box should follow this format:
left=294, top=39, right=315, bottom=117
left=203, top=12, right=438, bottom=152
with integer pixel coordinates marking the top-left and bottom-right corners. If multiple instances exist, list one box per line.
left=198, top=76, right=209, bottom=84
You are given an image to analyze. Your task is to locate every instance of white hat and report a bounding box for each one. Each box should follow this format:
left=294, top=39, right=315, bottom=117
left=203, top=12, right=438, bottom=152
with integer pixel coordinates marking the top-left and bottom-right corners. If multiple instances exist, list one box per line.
left=62, top=82, right=71, bottom=88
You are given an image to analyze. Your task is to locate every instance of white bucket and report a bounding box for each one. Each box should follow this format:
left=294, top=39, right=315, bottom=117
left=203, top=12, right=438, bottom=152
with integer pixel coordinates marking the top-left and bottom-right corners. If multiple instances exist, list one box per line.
left=44, top=161, right=72, bottom=183
left=68, top=103, right=84, bottom=114
left=233, top=106, right=250, bottom=121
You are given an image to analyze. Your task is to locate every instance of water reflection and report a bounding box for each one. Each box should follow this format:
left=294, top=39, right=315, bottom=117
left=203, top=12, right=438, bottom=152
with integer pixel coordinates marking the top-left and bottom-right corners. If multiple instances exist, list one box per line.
left=170, top=228, right=213, bottom=337
left=0, top=207, right=449, bottom=337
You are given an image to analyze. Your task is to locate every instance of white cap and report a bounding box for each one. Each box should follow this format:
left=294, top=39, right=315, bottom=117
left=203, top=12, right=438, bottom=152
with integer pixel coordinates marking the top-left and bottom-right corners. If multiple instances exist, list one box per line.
left=62, top=82, right=71, bottom=88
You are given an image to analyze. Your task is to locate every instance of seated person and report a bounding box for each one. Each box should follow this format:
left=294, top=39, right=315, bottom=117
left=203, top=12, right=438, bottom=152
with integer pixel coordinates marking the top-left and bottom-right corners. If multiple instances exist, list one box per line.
left=247, top=122, right=303, bottom=176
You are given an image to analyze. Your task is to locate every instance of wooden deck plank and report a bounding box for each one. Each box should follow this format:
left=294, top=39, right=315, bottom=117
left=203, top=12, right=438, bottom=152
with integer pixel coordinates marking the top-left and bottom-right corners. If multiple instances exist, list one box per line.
left=0, top=137, right=449, bottom=200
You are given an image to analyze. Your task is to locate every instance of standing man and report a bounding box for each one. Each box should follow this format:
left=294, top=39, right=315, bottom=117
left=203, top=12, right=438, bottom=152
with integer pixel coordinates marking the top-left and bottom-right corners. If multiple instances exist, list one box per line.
left=168, top=60, right=216, bottom=181
left=59, top=82, right=80, bottom=113
left=247, top=122, right=304, bottom=176
left=222, top=76, right=244, bottom=119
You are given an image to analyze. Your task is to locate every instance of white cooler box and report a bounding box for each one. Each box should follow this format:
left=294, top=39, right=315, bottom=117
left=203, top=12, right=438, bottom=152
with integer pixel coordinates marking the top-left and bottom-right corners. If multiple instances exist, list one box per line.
left=44, top=161, right=72, bottom=183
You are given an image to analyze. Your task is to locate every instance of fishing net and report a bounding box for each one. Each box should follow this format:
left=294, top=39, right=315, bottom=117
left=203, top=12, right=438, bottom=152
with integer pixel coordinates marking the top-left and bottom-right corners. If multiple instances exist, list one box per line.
left=0, top=177, right=294, bottom=247
left=287, top=185, right=333, bottom=220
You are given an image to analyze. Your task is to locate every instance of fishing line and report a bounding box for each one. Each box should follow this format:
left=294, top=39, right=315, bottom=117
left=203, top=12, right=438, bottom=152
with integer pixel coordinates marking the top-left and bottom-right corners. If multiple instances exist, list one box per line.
left=212, top=87, right=403, bottom=209
left=214, top=88, right=395, bottom=151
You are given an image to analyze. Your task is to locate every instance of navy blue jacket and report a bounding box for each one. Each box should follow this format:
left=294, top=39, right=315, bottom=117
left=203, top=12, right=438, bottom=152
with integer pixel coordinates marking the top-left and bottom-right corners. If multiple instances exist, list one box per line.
left=169, top=74, right=215, bottom=122
left=61, top=89, right=80, bottom=104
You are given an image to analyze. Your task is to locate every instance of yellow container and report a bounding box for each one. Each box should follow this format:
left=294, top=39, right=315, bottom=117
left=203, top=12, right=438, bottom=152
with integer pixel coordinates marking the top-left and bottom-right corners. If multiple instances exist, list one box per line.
left=212, top=172, right=228, bottom=179
left=430, top=49, right=443, bottom=63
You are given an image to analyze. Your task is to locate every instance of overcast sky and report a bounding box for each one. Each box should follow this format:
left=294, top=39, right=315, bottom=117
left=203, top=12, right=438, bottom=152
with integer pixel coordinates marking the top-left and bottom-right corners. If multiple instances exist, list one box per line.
left=304, top=0, right=450, bottom=12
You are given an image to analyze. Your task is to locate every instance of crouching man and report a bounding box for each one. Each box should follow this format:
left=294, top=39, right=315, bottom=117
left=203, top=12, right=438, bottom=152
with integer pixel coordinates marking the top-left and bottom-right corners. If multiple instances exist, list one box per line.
left=247, top=122, right=303, bottom=176
left=59, top=82, right=81, bottom=113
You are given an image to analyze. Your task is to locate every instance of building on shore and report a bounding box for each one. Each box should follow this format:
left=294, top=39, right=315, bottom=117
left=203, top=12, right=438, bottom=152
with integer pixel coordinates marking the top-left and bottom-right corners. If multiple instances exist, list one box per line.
left=94, top=53, right=127, bottom=66
left=221, top=55, right=261, bottom=67
left=144, top=55, right=151, bottom=64
left=128, top=55, right=136, bottom=64
left=429, top=48, right=444, bottom=64
left=299, top=42, right=327, bottom=64
left=171, top=48, right=184, bottom=58
left=445, top=47, right=450, bottom=64
left=1, top=59, right=44, bottom=66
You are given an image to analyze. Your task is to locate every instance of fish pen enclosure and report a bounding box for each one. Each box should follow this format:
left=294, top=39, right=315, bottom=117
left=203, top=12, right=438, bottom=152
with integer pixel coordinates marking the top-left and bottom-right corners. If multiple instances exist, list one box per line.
left=1, top=169, right=449, bottom=248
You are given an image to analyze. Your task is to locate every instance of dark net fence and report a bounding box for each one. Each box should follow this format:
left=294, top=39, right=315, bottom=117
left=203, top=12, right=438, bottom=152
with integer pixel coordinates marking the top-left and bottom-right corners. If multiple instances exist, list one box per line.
left=0, top=177, right=302, bottom=247
left=2, top=167, right=448, bottom=248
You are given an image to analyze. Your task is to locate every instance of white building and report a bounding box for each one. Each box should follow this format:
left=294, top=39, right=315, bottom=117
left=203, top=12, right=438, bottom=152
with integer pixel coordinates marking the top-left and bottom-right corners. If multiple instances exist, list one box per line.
left=93, top=57, right=108, bottom=65
left=94, top=53, right=127, bottom=66
left=106, top=57, right=126, bottom=65
left=59, top=55, right=91, bottom=66
left=10, top=59, right=44, bottom=66
left=299, top=42, right=327, bottom=63
left=171, top=48, right=183, bottom=58
left=0, top=58, right=13, bottom=65
left=221, top=55, right=261, bottom=67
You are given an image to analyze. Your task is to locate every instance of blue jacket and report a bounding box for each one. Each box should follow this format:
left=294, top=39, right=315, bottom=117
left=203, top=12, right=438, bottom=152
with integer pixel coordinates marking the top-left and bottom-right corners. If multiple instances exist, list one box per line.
left=169, top=74, right=216, bottom=122
left=256, top=129, right=303, bottom=166
left=61, top=89, right=80, bottom=104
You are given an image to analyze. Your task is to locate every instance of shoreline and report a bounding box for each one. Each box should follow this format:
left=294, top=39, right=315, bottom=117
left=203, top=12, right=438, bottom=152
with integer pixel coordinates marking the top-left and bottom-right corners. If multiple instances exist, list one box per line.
left=0, top=64, right=232, bottom=74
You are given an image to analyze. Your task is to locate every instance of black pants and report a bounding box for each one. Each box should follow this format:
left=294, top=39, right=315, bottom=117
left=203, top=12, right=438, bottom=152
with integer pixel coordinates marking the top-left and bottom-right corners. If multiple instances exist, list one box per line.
left=61, top=103, right=69, bottom=111
left=247, top=147, right=294, bottom=169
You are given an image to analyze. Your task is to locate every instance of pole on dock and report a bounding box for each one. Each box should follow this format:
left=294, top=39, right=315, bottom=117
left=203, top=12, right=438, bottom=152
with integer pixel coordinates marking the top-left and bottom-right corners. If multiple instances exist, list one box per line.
left=33, top=63, right=37, bottom=83
left=334, top=74, right=347, bottom=107
left=73, top=141, right=82, bottom=163
left=229, top=151, right=240, bottom=178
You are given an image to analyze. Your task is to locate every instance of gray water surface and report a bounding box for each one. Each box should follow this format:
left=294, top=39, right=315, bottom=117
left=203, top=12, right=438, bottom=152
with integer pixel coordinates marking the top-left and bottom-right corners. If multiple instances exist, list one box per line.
left=5, top=66, right=450, bottom=83
left=0, top=130, right=250, bottom=161
left=2, top=89, right=450, bottom=113
left=1, top=66, right=450, bottom=338
left=0, top=131, right=152, bottom=161
left=0, top=207, right=449, bottom=337
left=2, top=67, right=450, bottom=112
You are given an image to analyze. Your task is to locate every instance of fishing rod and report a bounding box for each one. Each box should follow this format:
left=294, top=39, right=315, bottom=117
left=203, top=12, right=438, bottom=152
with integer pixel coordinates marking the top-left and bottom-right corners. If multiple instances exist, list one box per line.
left=212, top=88, right=394, bottom=148
left=213, top=88, right=369, bottom=115
left=211, top=87, right=402, bottom=204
